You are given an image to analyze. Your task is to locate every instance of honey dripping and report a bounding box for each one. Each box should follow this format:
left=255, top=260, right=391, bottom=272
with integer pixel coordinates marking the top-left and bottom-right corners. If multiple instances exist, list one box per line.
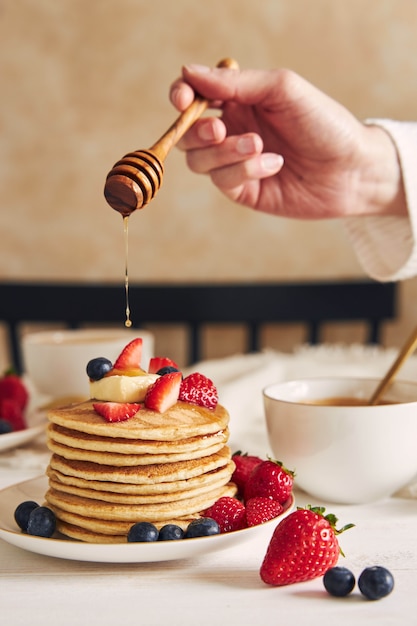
left=123, top=216, right=132, bottom=328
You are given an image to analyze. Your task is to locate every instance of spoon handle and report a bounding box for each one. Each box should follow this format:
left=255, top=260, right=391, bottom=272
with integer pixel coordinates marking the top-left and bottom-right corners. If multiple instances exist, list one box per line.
left=369, top=324, right=417, bottom=405
left=150, top=58, right=239, bottom=161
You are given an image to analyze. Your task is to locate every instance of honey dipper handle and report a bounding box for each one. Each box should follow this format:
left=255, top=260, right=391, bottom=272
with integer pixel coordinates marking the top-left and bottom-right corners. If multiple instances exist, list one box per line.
left=150, top=58, right=239, bottom=161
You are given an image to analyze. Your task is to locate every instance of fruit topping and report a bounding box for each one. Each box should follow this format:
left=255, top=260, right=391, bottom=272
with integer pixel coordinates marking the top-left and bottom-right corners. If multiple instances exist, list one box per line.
left=244, top=459, right=294, bottom=504
left=14, top=500, right=40, bottom=531
left=260, top=505, right=354, bottom=586
left=0, top=397, right=26, bottom=432
left=158, top=524, right=185, bottom=541
left=232, top=451, right=263, bottom=497
left=179, top=372, right=218, bottom=409
left=323, top=566, right=356, bottom=597
left=112, top=338, right=143, bottom=373
left=184, top=517, right=220, bottom=538
left=0, top=370, right=29, bottom=411
left=0, top=418, right=13, bottom=434
left=245, top=497, right=283, bottom=527
left=144, top=371, right=182, bottom=413
left=204, top=496, right=246, bottom=533
left=148, top=356, right=180, bottom=375
left=86, top=357, right=113, bottom=381
left=358, top=566, right=394, bottom=600
left=26, top=506, right=56, bottom=538
left=93, top=401, right=140, bottom=422
left=127, top=521, right=159, bottom=543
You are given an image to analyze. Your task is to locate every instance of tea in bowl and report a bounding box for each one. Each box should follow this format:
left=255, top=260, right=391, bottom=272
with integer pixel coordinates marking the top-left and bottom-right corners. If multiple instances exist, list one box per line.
left=21, top=328, right=154, bottom=400
left=263, top=377, right=417, bottom=504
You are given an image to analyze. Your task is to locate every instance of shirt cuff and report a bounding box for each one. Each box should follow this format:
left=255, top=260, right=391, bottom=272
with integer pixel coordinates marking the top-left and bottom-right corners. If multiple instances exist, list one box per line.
left=343, top=119, right=417, bottom=282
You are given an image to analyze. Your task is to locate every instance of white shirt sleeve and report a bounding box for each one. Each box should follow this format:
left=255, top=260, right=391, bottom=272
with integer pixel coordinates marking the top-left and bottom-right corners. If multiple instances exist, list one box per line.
left=343, top=119, right=417, bottom=282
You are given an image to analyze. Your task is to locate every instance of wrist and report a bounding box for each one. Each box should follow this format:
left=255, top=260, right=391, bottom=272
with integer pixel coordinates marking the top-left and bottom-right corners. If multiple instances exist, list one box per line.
left=358, top=123, right=407, bottom=217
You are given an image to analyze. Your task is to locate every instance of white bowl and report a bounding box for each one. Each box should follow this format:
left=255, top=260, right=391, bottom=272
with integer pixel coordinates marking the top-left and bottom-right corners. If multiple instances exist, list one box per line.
left=21, top=328, right=154, bottom=399
left=263, top=377, right=417, bottom=504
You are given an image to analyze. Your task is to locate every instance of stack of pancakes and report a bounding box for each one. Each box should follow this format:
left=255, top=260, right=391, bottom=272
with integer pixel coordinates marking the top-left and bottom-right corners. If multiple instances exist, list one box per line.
left=45, top=400, right=236, bottom=543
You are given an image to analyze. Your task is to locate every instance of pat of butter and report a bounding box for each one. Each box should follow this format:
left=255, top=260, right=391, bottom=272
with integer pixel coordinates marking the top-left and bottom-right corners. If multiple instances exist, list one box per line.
left=90, top=374, right=158, bottom=403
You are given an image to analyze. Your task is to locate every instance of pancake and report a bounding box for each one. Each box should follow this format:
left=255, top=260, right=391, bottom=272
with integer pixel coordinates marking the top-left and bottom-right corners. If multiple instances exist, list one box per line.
left=47, top=461, right=235, bottom=495
left=46, top=436, right=227, bottom=466
left=45, top=482, right=236, bottom=522
left=49, top=446, right=232, bottom=484
left=53, top=508, right=201, bottom=543
left=44, top=384, right=236, bottom=543
left=48, top=469, right=234, bottom=504
left=47, top=423, right=229, bottom=454
left=48, top=400, right=229, bottom=441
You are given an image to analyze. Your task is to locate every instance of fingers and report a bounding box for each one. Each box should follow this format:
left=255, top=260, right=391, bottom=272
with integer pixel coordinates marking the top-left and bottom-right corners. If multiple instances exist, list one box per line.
left=209, top=153, right=284, bottom=192
left=170, top=78, right=196, bottom=111
left=184, top=132, right=263, bottom=173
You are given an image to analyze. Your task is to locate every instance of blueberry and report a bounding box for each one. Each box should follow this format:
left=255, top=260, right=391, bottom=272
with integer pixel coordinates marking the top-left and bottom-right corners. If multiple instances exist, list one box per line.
left=14, top=500, right=40, bottom=531
left=86, top=357, right=113, bottom=381
left=358, top=566, right=394, bottom=600
left=184, top=517, right=220, bottom=539
left=127, top=522, right=159, bottom=543
left=156, top=366, right=180, bottom=376
left=26, top=506, right=56, bottom=538
left=158, top=524, right=185, bottom=541
left=0, top=418, right=13, bottom=434
left=323, top=566, right=356, bottom=597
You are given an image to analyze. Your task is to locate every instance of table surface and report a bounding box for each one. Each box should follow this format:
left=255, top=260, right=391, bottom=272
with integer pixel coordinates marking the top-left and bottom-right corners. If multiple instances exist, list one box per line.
left=1, top=464, right=416, bottom=626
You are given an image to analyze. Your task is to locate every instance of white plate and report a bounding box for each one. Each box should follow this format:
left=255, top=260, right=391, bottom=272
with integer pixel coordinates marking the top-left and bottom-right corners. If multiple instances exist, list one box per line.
left=0, top=409, right=46, bottom=453
left=0, top=476, right=295, bottom=563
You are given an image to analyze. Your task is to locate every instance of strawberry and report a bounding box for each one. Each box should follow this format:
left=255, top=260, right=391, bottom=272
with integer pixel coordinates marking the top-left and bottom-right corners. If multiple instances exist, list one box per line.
left=179, top=372, right=218, bottom=409
left=148, top=356, right=179, bottom=375
left=244, top=459, right=294, bottom=504
left=0, top=371, right=29, bottom=411
left=245, top=497, right=283, bottom=527
left=0, top=398, right=26, bottom=431
left=93, top=402, right=140, bottom=422
left=144, top=371, right=182, bottom=413
left=112, top=338, right=143, bottom=373
left=232, top=451, right=263, bottom=497
left=204, top=496, right=247, bottom=533
left=260, top=505, right=354, bottom=586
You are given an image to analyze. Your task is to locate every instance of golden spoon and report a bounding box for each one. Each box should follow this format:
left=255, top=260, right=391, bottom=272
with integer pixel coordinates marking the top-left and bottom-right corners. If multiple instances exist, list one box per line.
left=369, top=323, right=417, bottom=405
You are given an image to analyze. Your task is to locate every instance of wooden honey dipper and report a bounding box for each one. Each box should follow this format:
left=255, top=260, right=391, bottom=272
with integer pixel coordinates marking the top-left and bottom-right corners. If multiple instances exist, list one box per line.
left=104, top=58, right=239, bottom=216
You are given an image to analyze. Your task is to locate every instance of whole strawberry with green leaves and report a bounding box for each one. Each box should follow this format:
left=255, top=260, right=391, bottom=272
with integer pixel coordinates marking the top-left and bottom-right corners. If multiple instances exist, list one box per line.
left=244, top=458, right=294, bottom=504
left=260, top=505, right=354, bottom=586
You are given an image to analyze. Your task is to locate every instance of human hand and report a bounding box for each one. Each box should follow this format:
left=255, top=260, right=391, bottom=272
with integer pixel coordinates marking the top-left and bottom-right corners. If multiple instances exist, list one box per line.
left=169, top=64, right=405, bottom=219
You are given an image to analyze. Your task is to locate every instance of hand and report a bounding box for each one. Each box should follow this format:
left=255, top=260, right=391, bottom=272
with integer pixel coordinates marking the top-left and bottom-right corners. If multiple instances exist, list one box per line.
left=170, top=64, right=405, bottom=219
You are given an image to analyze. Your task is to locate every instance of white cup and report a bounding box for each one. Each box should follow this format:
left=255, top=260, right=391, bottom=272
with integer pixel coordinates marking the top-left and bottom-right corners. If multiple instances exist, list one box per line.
left=21, top=328, right=154, bottom=399
left=263, top=377, right=417, bottom=504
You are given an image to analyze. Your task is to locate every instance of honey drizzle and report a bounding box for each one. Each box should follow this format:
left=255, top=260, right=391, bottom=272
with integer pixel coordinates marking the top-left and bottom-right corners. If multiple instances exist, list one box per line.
left=123, top=216, right=132, bottom=328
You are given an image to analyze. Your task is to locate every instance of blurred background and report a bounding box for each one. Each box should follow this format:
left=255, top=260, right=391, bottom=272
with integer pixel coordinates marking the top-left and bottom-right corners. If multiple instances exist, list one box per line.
left=1, top=0, right=416, bottom=365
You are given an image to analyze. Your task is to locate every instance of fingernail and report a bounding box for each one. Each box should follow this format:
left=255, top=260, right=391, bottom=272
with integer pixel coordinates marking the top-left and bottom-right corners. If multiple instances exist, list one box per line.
left=236, top=136, right=258, bottom=155
left=184, top=64, right=211, bottom=74
left=261, top=154, right=284, bottom=172
left=198, top=120, right=216, bottom=142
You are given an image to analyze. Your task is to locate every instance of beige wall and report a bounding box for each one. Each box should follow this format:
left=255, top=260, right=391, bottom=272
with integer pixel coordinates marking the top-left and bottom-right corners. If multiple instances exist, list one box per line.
left=1, top=0, right=417, bottom=361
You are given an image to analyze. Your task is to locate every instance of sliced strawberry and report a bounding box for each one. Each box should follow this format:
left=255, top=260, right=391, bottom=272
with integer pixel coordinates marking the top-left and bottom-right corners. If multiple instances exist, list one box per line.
left=0, top=372, right=29, bottom=411
left=179, top=372, right=218, bottom=409
left=0, top=398, right=26, bottom=431
left=93, top=402, right=140, bottom=422
left=148, top=356, right=179, bottom=374
left=245, top=497, right=283, bottom=527
left=112, top=338, right=143, bottom=372
left=144, top=371, right=182, bottom=413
